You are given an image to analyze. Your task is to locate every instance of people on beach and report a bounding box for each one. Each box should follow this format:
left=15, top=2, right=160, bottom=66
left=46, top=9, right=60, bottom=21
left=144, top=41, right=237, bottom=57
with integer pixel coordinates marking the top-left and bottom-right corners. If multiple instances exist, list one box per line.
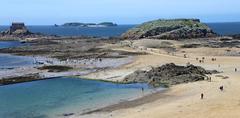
left=201, top=93, right=204, bottom=99
left=207, top=76, right=212, bottom=82
left=184, top=54, right=187, bottom=58
left=186, top=62, right=191, bottom=66
left=219, top=86, right=224, bottom=91
left=212, top=58, right=217, bottom=61
left=235, top=68, right=237, bottom=72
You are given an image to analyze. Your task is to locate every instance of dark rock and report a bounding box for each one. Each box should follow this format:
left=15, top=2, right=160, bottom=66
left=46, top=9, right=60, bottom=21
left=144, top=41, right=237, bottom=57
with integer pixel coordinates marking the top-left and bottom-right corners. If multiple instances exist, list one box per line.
left=124, top=63, right=216, bottom=87
left=0, top=73, right=41, bottom=85
left=62, top=113, right=74, bottom=116
left=37, top=65, right=73, bottom=72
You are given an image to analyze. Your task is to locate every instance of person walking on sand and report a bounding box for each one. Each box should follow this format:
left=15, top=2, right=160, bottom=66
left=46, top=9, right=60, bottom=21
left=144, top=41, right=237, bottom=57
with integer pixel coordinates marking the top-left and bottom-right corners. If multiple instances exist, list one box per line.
left=235, top=68, right=237, bottom=72
left=219, top=86, right=224, bottom=91
left=207, top=77, right=212, bottom=82
left=201, top=93, right=204, bottom=99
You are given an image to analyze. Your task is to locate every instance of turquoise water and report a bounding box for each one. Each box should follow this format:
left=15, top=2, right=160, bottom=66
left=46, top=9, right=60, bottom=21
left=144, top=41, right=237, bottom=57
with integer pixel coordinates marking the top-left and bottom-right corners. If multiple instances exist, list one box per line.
left=0, top=77, right=157, bottom=118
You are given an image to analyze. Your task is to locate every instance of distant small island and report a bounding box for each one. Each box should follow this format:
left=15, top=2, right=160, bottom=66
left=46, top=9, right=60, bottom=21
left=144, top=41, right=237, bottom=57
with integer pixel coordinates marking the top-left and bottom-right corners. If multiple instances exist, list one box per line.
left=61, top=22, right=117, bottom=27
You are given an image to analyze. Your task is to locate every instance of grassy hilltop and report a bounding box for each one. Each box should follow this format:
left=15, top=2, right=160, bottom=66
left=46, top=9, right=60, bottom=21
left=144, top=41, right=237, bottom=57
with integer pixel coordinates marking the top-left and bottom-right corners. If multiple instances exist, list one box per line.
left=122, top=19, right=217, bottom=40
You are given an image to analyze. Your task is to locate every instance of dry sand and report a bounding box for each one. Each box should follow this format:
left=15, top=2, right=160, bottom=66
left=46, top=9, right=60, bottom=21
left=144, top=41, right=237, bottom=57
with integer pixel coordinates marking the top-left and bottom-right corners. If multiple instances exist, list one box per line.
left=79, top=41, right=240, bottom=118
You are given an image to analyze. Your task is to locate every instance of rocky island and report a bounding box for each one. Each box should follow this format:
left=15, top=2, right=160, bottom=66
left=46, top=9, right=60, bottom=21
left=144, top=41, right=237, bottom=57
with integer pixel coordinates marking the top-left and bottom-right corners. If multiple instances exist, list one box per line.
left=0, top=22, right=52, bottom=40
left=62, top=22, right=117, bottom=27
left=122, top=19, right=217, bottom=40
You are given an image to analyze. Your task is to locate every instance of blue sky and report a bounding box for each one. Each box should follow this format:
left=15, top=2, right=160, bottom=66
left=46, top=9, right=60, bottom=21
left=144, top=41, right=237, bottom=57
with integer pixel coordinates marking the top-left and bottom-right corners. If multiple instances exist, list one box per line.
left=1, top=0, right=240, bottom=25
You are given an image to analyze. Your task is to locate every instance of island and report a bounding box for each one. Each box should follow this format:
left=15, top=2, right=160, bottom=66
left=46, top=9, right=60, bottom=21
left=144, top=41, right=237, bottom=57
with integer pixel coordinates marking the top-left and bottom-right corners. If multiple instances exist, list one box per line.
left=122, top=19, right=217, bottom=39
left=0, top=22, right=54, bottom=40
left=61, top=22, right=117, bottom=27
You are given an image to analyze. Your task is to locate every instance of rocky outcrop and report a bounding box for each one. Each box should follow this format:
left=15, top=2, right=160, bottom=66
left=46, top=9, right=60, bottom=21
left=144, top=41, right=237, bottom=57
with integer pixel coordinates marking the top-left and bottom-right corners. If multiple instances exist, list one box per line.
left=1, top=23, right=32, bottom=36
left=0, top=22, right=46, bottom=40
left=0, top=73, right=41, bottom=86
left=124, top=63, right=216, bottom=87
left=122, top=19, right=217, bottom=40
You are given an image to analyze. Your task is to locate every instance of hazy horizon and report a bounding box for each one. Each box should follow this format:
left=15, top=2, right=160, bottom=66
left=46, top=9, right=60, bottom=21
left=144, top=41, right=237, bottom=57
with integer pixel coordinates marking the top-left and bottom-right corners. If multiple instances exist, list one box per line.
left=1, top=0, right=240, bottom=25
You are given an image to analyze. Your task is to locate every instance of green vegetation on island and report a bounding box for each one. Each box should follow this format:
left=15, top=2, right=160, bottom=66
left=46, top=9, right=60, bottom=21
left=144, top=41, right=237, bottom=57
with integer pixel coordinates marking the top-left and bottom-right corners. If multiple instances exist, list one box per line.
left=122, top=19, right=217, bottom=40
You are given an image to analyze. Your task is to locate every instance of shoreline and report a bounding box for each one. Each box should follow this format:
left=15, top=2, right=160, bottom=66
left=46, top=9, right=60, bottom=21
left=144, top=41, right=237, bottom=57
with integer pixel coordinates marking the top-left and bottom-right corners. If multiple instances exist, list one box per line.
left=80, top=89, right=169, bottom=116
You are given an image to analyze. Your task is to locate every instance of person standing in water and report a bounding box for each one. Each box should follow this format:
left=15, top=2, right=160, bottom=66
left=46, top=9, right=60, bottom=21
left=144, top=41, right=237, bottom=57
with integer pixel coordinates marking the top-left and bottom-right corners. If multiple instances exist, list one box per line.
left=141, top=87, right=144, bottom=92
left=141, top=87, right=145, bottom=96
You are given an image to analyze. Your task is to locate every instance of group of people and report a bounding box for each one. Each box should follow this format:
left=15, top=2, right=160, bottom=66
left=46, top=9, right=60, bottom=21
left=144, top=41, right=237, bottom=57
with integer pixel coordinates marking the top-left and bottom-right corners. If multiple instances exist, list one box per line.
left=196, top=57, right=206, bottom=63
left=201, top=67, right=239, bottom=99
left=201, top=85, right=224, bottom=99
left=196, top=57, right=218, bottom=63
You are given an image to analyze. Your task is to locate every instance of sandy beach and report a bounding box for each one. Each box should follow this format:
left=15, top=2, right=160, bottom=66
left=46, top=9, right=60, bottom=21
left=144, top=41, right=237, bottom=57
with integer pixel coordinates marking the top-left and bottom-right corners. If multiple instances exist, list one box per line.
left=77, top=39, right=240, bottom=118
left=0, top=37, right=239, bottom=118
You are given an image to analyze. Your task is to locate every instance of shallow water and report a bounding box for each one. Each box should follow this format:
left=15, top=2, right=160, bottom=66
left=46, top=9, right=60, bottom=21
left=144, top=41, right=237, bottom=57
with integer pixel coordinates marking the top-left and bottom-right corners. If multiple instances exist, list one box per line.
left=0, top=41, right=34, bottom=69
left=0, top=54, right=34, bottom=69
left=0, top=77, right=160, bottom=118
left=0, top=40, right=29, bottom=49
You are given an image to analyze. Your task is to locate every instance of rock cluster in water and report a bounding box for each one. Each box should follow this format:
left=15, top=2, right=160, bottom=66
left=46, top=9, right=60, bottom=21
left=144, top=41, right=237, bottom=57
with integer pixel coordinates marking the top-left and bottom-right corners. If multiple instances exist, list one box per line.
left=122, top=19, right=217, bottom=40
left=0, top=22, right=46, bottom=40
left=1, top=23, right=32, bottom=36
left=124, top=63, right=216, bottom=87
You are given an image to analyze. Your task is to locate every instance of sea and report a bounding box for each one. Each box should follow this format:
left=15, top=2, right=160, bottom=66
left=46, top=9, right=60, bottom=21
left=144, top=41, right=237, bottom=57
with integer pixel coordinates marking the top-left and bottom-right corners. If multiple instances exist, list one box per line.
left=0, top=25, right=135, bottom=37
left=0, top=22, right=240, bottom=118
left=0, top=22, right=240, bottom=37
